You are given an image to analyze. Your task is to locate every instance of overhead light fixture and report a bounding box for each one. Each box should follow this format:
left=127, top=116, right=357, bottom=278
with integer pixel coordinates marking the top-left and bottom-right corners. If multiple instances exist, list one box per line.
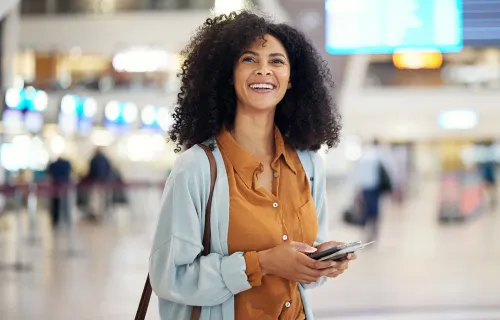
left=32, top=90, right=48, bottom=111
left=83, top=98, right=97, bottom=118
left=437, top=109, right=478, bottom=130
left=393, top=50, right=443, bottom=70
left=105, top=100, right=120, bottom=121
left=141, top=105, right=157, bottom=126
left=122, top=102, right=138, bottom=123
left=61, top=95, right=77, bottom=115
left=5, top=88, right=21, bottom=109
left=112, top=48, right=175, bottom=73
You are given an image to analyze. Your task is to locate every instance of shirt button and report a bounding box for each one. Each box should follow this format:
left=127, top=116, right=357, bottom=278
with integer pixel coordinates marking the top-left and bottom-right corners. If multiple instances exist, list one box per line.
left=273, top=202, right=278, bottom=208
left=285, top=301, right=291, bottom=308
left=282, top=235, right=288, bottom=241
left=273, top=171, right=279, bottom=178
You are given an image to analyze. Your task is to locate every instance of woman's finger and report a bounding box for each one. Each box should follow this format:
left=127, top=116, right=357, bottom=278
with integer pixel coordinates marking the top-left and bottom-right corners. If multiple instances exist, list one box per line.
left=337, top=262, right=349, bottom=271
left=321, top=267, right=338, bottom=277
left=327, top=271, right=342, bottom=278
left=297, top=264, right=323, bottom=279
left=314, top=260, right=337, bottom=270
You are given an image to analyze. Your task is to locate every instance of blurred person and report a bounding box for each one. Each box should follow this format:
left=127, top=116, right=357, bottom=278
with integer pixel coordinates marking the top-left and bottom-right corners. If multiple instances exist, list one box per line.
left=389, top=143, right=410, bottom=205
left=149, top=11, right=356, bottom=320
left=47, top=156, right=72, bottom=227
left=87, top=147, right=112, bottom=221
left=479, top=142, right=497, bottom=209
left=355, top=139, right=392, bottom=242
left=88, top=147, right=112, bottom=181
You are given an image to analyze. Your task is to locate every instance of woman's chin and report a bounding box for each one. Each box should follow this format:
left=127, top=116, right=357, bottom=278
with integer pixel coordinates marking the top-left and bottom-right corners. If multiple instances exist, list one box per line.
left=237, top=100, right=280, bottom=114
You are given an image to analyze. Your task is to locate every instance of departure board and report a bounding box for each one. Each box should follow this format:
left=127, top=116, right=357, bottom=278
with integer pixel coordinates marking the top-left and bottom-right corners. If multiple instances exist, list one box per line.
left=325, top=0, right=463, bottom=54
left=463, top=0, right=500, bottom=46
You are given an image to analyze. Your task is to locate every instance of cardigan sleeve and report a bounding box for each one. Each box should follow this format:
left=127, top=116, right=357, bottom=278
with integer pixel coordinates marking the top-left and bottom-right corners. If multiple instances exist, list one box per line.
left=301, top=151, right=330, bottom=290
left=149, top=146, right=252, bottom=306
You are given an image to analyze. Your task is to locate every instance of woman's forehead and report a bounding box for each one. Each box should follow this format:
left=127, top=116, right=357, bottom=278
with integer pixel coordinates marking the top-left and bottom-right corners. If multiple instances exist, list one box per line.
left=244, top=35, right=288, bottom=54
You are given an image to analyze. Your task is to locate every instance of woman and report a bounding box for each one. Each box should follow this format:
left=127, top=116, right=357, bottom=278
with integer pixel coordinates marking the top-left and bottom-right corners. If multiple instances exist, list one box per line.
left=150, top=11, right=356, bottom=320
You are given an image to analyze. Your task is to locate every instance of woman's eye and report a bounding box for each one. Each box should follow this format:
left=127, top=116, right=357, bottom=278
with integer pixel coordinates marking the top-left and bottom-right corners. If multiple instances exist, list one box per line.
left=272, top=59, right=285, bottom=65
left=242, top=57, right=256, bottom=63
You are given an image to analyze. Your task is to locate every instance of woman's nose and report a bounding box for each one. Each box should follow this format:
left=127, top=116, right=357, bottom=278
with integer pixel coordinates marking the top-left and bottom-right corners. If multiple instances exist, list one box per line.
left=255, top=62, right=272, bottom=76
left=256, top=69, right=272, bottom=76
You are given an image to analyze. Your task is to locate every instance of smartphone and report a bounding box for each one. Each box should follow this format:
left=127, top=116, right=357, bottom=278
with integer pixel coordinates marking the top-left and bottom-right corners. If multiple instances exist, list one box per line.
left=309, top=241, right=374, bottom=261
left=307, top=241, right=361, bottom=260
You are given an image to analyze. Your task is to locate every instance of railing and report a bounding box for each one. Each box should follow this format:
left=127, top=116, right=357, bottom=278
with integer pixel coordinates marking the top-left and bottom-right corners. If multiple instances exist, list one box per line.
left=0, top=180, right=165, bottom=272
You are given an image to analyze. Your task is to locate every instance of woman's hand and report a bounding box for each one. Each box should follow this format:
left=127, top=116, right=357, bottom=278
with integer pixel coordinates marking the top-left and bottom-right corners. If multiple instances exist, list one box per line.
left=315, top=241, right=357, bottom=278
left=257, top=241, right=339, bottom=284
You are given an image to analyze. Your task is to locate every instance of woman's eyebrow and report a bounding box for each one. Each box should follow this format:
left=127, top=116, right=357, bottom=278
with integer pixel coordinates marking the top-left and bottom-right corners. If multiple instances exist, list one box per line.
left=269, top=53, right=287, bottom=59
left=241, top=51, right=288, bottom=60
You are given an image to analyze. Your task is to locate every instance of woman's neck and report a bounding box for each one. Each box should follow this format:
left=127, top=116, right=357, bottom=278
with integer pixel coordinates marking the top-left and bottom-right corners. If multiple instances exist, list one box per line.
left=231, top=109, right=275, bottom=161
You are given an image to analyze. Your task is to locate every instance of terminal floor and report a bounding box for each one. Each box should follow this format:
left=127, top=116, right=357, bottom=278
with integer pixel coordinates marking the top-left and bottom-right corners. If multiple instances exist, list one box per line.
left=1, top=180, right=499, bottom=320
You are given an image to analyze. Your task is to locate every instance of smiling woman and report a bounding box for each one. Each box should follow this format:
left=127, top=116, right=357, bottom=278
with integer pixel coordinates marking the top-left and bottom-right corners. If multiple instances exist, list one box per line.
left=168, top=11, right=341, bottom=152
left=147, top=10, right=350, bottom=320
left=233, top=37, right=292, bottom=114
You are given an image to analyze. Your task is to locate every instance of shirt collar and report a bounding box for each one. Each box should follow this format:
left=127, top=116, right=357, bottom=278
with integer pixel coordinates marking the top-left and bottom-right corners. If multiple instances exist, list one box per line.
left=216, top=126, right=297, bottom=188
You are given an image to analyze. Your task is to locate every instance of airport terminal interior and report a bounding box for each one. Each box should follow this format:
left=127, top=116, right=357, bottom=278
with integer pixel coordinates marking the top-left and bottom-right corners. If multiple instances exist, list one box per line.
left=1, top=0, right=500, bottom=319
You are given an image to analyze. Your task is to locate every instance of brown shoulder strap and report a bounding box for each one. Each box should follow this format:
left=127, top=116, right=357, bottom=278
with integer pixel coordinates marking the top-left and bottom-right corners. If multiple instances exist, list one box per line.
left=134, top=144, right=218, bottom=320
left=197, top=144, right=217, bottom=256
left=134, top=275, right=152, bottom=320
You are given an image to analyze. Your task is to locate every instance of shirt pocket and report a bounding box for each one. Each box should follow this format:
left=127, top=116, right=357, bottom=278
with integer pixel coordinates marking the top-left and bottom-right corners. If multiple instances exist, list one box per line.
left=296, top=200, right=319, bottom=245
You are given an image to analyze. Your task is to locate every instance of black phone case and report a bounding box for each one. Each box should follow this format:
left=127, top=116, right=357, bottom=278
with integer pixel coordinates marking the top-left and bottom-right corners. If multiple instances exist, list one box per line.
left=307, top=246, right=343, bottom=260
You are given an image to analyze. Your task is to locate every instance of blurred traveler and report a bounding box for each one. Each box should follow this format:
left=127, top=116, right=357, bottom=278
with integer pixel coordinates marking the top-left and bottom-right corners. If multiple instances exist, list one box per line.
left=87, top=147, right=112, bottom=221
left=356, top=139, right=392, bottom=242
left=148, top=11, right=355, bottom=320
left=480, top=142, right=497, bottom=209
left=88, top=147, right=112, bottom=181
left=47, top=156, right=72, bottom=227
left=389, top=143, right=410, bottom=205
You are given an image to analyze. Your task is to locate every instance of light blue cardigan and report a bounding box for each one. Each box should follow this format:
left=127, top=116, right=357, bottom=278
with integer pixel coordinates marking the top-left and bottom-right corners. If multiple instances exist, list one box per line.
left=149, top=142, right=330, bottom=320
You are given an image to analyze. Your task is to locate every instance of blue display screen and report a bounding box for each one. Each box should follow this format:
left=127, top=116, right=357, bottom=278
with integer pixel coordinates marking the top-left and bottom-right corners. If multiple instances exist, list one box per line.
left=462, top=0, right=500, bottom=47
left=325, top=0, right=463, bottom=54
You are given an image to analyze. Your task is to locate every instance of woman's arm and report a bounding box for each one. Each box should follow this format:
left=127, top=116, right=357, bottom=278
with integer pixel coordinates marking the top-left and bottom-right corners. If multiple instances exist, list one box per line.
left=149, top=148, right=253, bottom=307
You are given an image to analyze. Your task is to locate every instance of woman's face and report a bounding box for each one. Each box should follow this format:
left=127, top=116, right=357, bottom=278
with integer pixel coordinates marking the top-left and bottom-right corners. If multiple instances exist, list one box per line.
left=233, top=34, right=291, bottom=113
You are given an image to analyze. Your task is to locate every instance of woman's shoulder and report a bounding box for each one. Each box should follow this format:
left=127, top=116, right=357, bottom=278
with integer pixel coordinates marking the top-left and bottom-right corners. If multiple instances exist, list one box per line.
left=171, top=144, right=212, bottom=178
left=295, top=149, right=322, bottom=168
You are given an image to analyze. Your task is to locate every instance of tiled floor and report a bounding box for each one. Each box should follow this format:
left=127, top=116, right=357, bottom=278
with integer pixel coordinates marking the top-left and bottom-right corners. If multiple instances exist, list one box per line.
left=1, top=180, right=500, bottom=319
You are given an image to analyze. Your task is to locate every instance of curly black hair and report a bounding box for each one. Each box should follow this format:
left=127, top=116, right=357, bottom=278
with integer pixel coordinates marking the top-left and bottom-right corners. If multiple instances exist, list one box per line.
left=169, top=11, right=341, bottom=152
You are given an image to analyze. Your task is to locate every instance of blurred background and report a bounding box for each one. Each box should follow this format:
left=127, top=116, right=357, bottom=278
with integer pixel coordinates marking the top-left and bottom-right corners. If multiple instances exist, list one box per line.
left=0, top=0, right=499, bottom=319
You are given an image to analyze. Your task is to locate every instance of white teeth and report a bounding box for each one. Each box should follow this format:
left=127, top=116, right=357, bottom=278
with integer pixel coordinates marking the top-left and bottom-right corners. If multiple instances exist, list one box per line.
left=249, top=83, right=274, bottom=90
